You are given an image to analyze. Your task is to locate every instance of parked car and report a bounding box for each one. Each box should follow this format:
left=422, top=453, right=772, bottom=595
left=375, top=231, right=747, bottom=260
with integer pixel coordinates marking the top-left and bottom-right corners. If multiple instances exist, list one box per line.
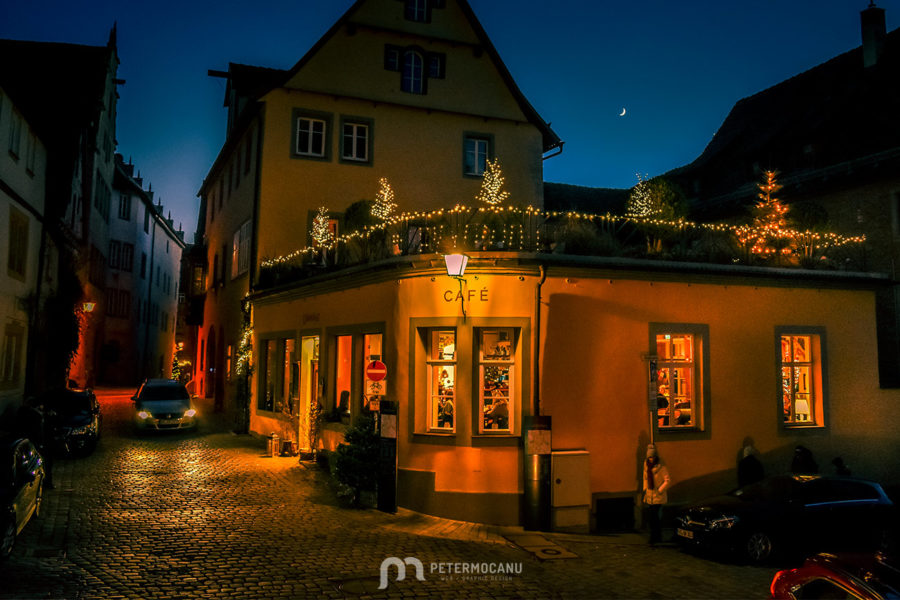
left=132, top=379, right=198, bottom=433
left=770, top=552, right=900, bottom=599
left=39, top=388, right=102, bottom=455
left=674, top=475, right=894, bottom=563
left=1, top=436, right=45, bottom=560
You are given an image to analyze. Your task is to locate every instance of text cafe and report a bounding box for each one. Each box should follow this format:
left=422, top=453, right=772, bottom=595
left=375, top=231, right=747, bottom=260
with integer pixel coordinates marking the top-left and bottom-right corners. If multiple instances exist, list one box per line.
left=249, top=253, right=900, bottom=528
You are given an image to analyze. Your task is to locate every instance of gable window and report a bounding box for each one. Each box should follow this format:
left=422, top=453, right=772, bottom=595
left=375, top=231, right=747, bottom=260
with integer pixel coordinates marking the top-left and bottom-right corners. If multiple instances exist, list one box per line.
left=651, top=323, right=708, bottom=432
left=404, top=0, right=428, bottom=22
left=427, top=53, right=445, bottom=79
left=463, top=135, right=491, bottom=176
left=340, top=118, right=372, bottom=163
left=478, top=328, right=516, bottom=433
left=427, top=330, right=456, bottom=432
left=401, top=51, right=424, bottom=94
left=778, top=329, right=826, bottom=427
left=7, top=205, right=29, bottom=281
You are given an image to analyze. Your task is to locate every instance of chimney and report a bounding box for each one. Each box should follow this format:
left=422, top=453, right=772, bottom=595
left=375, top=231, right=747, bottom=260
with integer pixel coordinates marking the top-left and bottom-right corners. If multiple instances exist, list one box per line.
left=861, top=1, right=886, bottom=68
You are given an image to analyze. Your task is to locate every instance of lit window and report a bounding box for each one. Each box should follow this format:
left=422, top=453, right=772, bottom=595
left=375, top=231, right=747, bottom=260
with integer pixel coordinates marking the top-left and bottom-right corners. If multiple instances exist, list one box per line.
left=258, top=337, right=295, bottom=414
left=427, top=330, right=456, bottom=432
left=478, top=328, right=515, bottom=433
left=296, top=117, right=326, bottom=156
left=655, top=333, right=696, bottom=428
left=780, top=332, right=825, bottom=427
left=231, top=220, right=252, bottom=278
left=464, top=136, right=489, bottom=176
left=342, top=122, right=369, bottom=162
left=401, top=51, right=424, bottom=94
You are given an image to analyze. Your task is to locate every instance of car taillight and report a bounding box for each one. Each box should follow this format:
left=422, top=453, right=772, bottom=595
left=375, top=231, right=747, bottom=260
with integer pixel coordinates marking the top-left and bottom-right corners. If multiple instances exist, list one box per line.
left=769, top=569, right=796, bottom=599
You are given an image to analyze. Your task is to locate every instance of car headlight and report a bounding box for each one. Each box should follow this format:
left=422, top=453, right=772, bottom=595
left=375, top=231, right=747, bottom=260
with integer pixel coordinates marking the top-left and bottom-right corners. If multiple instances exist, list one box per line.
left=709, top=516, right=739, bottom=530
left=184, top=409, right=197, bottom=418
left=137, top=411, right=152, bottom=420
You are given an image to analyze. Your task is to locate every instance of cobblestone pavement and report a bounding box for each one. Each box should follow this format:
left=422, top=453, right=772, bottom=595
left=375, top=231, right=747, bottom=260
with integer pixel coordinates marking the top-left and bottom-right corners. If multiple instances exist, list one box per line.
left=1, top=388, right=781, bottom=599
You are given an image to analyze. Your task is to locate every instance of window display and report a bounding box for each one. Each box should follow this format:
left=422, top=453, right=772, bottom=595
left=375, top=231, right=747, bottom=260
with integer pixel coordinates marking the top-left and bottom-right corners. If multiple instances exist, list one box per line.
left=655, top=333, right=694, bottom=428
left=428, top=330, right=456, bottom=431
left=479, top=328, right=514, bottom=433
left=781, top=334, right=815, bottom=424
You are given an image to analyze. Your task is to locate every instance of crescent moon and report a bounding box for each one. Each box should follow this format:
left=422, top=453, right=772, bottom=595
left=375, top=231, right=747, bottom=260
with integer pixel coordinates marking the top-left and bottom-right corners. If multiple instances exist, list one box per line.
left=619, top=107, right=626, bottom=117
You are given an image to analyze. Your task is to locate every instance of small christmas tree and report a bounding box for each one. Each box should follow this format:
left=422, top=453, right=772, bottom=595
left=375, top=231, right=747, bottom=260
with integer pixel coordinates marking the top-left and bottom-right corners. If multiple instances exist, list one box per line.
left=475, top=158, right=510, bottom=206
left=749, top=170, right=791, bottom=258
left=625, top=173, right=654, bottom=217
left=311, top=206, right=333, bottom=247
left=371, top=177, right=397, bottom=221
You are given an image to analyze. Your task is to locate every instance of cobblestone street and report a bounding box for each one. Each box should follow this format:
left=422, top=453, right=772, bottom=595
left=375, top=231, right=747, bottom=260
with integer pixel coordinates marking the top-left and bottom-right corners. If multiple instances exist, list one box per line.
left=1, top=388, right=779, bottom=599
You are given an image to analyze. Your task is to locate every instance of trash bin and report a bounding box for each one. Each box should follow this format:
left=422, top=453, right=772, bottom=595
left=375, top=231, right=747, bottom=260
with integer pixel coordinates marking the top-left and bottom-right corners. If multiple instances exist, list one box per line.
left=268, top=433, right=279, bottom=457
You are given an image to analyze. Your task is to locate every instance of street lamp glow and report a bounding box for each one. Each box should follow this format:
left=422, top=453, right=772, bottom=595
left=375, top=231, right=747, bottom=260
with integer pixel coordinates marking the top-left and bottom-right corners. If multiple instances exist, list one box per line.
left=82, top=302, right=96, bottom=313
left=444, top=254, right=468, bottom=278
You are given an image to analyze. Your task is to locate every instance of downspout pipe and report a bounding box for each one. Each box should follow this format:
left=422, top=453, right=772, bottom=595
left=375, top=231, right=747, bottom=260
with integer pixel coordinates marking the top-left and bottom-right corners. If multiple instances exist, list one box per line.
left=533, top=264, right=546, bottom=416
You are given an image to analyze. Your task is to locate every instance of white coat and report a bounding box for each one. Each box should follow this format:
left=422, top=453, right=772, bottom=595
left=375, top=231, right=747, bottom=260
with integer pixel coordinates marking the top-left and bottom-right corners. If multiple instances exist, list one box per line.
left=642, top=461, right=671, bottom=506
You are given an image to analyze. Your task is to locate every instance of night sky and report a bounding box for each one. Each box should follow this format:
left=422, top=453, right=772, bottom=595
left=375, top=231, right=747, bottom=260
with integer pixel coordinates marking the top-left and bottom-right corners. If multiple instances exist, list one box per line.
left=2, top=1, right=894, bottom=242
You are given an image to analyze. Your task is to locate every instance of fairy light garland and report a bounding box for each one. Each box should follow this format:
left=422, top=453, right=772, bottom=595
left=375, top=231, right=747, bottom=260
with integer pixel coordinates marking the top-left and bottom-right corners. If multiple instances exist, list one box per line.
left=260, top=203, right=866, bottom=270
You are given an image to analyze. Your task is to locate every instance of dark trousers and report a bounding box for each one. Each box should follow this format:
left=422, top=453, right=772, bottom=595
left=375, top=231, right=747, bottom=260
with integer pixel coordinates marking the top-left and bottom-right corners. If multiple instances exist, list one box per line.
left=645, top=504, right=662, bottom=543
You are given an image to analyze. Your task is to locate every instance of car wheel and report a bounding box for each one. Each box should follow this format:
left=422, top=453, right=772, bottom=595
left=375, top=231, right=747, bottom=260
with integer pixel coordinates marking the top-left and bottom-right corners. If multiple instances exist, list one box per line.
left=0, top=516, right=15, bottom=560
left=745, top=531, right=775, bottom=563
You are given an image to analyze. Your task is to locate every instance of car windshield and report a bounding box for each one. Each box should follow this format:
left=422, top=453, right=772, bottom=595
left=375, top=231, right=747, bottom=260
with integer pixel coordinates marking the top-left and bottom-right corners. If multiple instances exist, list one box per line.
left=138, top=385, right=189, bottom=402
left=43, top=393, right=93, bottom=416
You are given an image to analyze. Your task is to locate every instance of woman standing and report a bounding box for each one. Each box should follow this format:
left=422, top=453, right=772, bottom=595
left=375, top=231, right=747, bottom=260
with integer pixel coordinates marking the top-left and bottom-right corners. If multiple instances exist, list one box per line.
left=642, top=444, right=670, bottom=544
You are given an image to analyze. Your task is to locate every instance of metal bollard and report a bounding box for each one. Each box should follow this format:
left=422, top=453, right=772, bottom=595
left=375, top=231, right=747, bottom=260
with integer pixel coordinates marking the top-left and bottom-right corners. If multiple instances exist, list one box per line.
left=268, top=433, right=280, bottom=457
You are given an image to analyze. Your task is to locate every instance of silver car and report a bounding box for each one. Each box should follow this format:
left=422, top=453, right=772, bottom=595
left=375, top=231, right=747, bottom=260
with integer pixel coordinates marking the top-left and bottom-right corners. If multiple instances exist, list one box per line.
left=132, top=379, right=198, bottom=433
left=1, top=437, right=45, bottom=559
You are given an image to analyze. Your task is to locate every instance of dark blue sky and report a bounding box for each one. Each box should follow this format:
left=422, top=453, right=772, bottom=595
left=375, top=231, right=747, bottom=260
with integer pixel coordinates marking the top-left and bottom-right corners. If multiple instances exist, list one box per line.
left=3, top=1, right=894, bottom=242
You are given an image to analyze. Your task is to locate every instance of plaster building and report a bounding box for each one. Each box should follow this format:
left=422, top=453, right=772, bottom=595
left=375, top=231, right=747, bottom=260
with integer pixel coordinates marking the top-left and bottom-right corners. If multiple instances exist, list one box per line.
left=0, top=86, right=50, bottom=419
left=103, top=155, right=185, bottom=385
left=669, top=4, right=900, bottom=387
left=0, top=30, right=122, bottom=393
left=194, top=0, right=561, bottom=422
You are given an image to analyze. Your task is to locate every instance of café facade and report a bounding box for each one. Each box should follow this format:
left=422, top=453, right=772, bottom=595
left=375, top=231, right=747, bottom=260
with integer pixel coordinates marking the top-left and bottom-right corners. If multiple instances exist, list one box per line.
left=249, top=251, right=900, bottom=527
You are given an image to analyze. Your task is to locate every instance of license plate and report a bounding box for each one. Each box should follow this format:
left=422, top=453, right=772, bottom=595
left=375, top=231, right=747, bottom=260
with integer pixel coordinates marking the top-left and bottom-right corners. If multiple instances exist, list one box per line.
left=676, top=528, right=694, bottom=539
left=159, top=419, right=179, bottom=425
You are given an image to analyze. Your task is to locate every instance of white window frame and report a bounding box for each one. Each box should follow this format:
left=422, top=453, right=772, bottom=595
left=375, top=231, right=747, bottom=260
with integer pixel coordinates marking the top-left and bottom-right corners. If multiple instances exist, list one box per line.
left=778, top=329, right=826, bottom=428
left=426, top=329, right=457, bottom=432
left=654, top=332, right=696, bottom=429
left=405, top=0, right=428, bottom=22
left=296, top=117, right=326, bottom=157
left=342, top=122, right=368, bottom=162
left=477, top=328, right=515, bottom=434
left=464, top=137, right=489, bottom=176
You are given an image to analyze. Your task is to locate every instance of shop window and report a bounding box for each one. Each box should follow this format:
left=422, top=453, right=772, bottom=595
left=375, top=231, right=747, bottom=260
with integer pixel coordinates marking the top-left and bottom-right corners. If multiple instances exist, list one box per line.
left=478, top=328, right=515, bottom=433
left=258, top=337, right=296, bottom=415
left=427, top=330, right=456, bottom=432
left=651, top=324, right=708, bottom=431
left=334, top=335, right=352, bottom=418
left=300, top=336, right=321, bottom=432
left=779, top=330, right=825, bottom=427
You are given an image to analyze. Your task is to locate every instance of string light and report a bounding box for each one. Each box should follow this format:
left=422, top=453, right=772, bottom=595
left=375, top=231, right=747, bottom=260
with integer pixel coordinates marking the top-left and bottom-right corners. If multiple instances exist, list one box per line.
left=475, top=158, right=510, bottom=206
left=371, top=177, right=397, bottom=221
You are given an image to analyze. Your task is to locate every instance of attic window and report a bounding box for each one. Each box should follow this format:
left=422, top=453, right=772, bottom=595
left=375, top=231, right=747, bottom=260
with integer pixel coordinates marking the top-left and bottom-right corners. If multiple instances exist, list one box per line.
left=404, top=0, right=429, bottom=22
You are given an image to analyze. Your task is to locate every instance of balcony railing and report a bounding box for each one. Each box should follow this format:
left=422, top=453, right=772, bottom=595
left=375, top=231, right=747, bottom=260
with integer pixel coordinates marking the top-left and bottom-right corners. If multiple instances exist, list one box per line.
left=257, top=205, right=867, bottom=290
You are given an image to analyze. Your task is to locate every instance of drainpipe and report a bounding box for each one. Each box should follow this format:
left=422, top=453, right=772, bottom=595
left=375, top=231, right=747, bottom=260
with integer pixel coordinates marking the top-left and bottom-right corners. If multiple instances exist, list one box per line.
left=523, top=264, right=551, bottom=531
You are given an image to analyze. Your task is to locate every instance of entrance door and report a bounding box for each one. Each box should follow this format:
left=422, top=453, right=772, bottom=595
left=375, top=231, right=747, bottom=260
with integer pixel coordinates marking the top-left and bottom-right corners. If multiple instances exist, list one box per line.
left=298, top=336, right=320, bottom=451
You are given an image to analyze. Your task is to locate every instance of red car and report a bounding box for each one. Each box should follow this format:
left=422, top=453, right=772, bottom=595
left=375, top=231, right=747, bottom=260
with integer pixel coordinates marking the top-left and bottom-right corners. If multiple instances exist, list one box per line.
left=770, top=552, right=900, bottom=599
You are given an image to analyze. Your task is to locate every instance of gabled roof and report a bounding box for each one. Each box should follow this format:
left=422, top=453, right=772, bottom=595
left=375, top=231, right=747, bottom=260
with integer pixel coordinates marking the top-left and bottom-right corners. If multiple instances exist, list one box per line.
left=0, top=38, right=115, bottom=149
left=221, top=0, right=561, bottom=153
left=671, top=27, right=900, bottom=212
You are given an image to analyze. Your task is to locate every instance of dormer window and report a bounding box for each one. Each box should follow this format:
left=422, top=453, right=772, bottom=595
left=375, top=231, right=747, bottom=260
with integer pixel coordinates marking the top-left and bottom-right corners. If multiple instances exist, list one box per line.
left=386, top=45, right=445, bottom=95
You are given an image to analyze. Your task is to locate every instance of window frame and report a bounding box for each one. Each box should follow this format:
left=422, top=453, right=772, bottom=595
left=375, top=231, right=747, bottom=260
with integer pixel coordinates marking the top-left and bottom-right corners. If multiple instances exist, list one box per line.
left=649, top=323, right=711, bottom=439
left=401, top=50, right=425, bottom=94
left=776, top=326, right=828, bottom=430
left=339, top=116, right=373, bottom=165
left=0, top=322, right=25, bottom=389
left=462, top=133, right=493, bottom=178
left=404, top=0, right=429, bottom=22
left=257, top=333, right=296, bottom=416
left=7, top=204, right=29, bottom=281
left=426, top=329, right=457, bottom=433
left=476, top=327, right=517, bottom=435
left=231, top=220, right=252, bottom=279
left=118, top=194, right=131, bottom=221
left=291, top=109, right=332, bottom=161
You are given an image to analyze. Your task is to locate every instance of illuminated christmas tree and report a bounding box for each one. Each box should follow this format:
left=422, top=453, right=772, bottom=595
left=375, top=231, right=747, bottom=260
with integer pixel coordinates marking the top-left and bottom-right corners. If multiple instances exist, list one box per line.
left=625, top=173, right=654, bottom=217
left=749, top=170, right=791, bottom=258
left=311, top=206, right=333, bottom=247
left=475, top=158, right=510, bottom=206
left=371, top=177, right=397, bottom=221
